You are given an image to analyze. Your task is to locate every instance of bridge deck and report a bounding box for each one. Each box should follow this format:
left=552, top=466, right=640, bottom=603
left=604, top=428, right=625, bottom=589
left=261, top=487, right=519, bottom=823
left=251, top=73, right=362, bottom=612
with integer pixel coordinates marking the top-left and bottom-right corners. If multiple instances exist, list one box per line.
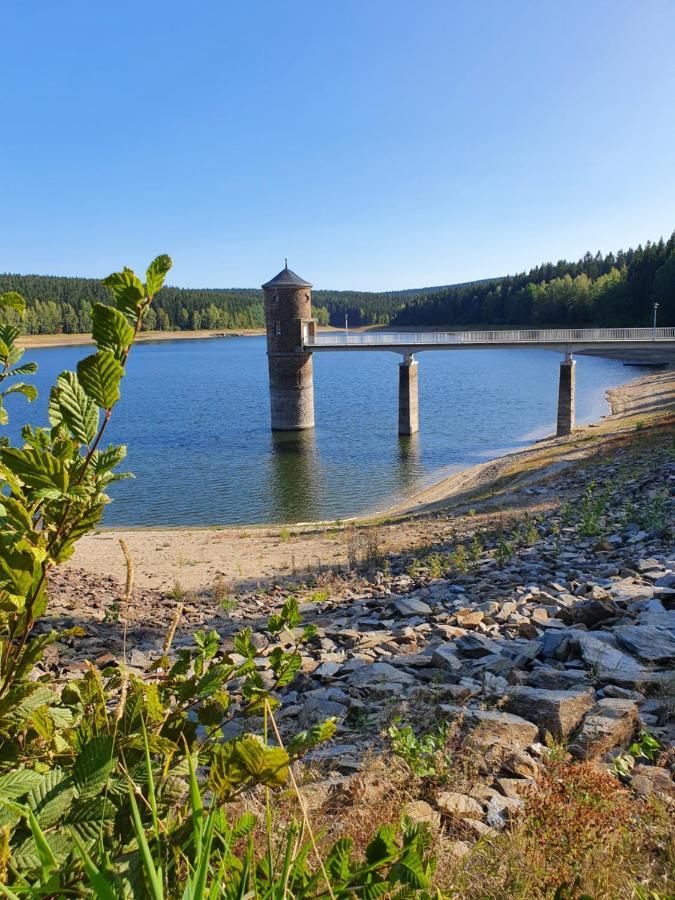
left=305, top=326, right=675, bottom=353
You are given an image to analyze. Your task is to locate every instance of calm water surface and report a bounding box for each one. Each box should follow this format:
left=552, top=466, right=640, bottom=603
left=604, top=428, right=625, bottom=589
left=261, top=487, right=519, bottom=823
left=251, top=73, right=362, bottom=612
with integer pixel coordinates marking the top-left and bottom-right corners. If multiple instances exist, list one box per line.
left=10, top=337, right=631, bottom=526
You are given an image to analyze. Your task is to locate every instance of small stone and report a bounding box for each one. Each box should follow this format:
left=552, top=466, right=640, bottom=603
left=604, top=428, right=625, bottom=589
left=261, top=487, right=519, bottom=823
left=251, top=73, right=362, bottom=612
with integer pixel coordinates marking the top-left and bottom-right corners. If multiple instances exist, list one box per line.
left=629, top=765, right=675, bottom=799
left=568, top=698, right=639, bottom=760
left=394, top=597, right=432, bottom=616
left=486, top=794, right=523, bottom=829
left=402, top=800, right=441, bottom=829
left=455, top=609, right=484, bottom=627
left=435, top=791, right=483, bottom=820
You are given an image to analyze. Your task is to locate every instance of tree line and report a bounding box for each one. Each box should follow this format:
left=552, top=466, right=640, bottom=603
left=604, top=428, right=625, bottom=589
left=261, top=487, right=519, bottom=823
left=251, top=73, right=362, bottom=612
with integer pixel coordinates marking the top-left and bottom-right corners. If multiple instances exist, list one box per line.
left=392, top=234, right=675, bottom=328
left=1, top=233, right=673, bottom=334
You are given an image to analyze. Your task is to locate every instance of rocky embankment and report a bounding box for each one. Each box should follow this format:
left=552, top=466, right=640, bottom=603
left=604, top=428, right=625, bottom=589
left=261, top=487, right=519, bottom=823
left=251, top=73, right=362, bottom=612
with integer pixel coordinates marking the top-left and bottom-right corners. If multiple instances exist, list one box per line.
left=45, top=430, right=674, bottom=839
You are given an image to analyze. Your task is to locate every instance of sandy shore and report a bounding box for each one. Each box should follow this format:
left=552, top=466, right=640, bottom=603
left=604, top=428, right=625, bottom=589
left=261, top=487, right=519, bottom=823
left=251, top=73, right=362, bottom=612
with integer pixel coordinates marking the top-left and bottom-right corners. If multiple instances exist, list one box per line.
left=17, top=323, right=364, bottom=350
left=69, top=365, right=675, bottom=595
left=17, top=329, right=263, bottom=349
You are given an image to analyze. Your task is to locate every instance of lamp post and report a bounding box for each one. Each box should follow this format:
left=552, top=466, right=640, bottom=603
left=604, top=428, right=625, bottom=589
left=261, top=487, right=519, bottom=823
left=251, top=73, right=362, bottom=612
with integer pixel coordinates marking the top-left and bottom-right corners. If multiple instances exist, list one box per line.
left=345, top=313, right=349, bottom=339
left=653, top=302, right=659, bottom=340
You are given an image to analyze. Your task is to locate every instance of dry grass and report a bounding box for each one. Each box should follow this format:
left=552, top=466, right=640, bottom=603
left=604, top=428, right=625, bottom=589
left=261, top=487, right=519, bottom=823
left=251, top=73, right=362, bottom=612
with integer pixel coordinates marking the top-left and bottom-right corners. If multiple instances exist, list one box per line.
left=228, top=754, right=674, bottom=899
left=447, top=760, right=675, bottom=899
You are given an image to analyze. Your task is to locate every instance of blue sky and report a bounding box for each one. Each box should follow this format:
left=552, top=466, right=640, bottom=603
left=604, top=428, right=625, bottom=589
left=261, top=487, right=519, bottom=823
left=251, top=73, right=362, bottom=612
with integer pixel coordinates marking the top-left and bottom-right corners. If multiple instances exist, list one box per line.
left=3, top=0, right=675, bottom=290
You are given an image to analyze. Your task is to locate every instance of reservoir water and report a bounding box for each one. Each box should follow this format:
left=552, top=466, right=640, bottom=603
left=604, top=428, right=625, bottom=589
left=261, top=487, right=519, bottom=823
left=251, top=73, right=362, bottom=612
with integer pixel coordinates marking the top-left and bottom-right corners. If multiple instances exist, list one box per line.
left=10, top=336, right=631, bottom=526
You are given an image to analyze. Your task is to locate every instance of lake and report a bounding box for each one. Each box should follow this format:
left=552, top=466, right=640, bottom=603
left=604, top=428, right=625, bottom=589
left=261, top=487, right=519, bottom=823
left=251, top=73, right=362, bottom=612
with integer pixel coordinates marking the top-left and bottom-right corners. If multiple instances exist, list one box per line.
left=8, top=336, right=631, bottom=526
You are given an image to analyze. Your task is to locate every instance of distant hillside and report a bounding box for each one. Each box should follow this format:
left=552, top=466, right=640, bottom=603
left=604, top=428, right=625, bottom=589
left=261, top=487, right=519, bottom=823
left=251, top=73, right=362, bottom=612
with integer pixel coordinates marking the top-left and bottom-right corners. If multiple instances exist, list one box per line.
left=393, top=234, right=675, bottom=328
left=1, top=236, right=673, bottom=334
left=0, top=273, right=476, bottom=334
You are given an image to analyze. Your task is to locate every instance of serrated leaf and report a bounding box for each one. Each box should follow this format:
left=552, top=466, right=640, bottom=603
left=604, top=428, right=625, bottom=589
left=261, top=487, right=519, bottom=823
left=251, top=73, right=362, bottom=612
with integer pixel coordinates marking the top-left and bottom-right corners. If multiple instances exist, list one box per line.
left=233, top=629, right=256, bottom=659
left=1, top=446, right=69, bottom=494
left=145, top=254, right=172, bottom=297
left=0, top=292, right=25, bottom=316
left=92, top=303, right=135, bottom=358
left=2, top=382, right=37, bottom=402
left=103, top=267, right=145, bottom=321
left=234, top=734, right=289, bottom=787
left=9, top=361, right=38, bottom=377
left=49, top=370, right=99, bottom=444
left=286, top=718, right=337, bottom=757
left=73, top=736, right=116, bottom=799
left=77, top=350, right=124, bottom=409
left=28, top=768, right=76, bottom=828
left=0, top=769, right=42, bottom=800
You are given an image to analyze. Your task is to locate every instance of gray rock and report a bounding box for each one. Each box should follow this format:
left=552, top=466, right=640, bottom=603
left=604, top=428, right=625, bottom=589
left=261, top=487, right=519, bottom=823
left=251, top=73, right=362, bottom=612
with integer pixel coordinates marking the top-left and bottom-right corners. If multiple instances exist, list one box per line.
left=431, top=643, right=463, bottom=671
left=506, top=686, right=594, bottom=739
left=347, top=661, right=417, bottom=686
left=393, top=597, right=432, bottom=616
left=568, top=698, right=639, bottom=760
left=614, top=624, right=675, bottom=663
left=576, top=632, right=647, bottom=685
left=486, top=794, right=523, bottom=830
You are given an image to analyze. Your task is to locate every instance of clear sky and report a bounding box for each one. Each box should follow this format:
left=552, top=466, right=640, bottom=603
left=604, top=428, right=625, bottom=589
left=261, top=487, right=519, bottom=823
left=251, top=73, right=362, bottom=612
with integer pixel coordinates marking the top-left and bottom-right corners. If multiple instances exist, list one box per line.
left=3, top=0, right=675, bottom=291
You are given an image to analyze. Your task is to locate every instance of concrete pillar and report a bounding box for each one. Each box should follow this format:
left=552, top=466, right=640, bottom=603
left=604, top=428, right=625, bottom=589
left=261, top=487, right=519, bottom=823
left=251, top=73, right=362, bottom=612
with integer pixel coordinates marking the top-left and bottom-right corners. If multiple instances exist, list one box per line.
left=398, top=355, right=419, bottom=435
left=556, top=358, right=576, bottom=436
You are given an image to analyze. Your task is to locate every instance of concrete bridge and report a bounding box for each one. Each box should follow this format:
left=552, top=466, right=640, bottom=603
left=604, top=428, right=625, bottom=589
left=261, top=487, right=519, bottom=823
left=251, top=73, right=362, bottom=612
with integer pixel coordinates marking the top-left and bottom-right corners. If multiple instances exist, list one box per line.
left=262, top=265, right=675, bottom=438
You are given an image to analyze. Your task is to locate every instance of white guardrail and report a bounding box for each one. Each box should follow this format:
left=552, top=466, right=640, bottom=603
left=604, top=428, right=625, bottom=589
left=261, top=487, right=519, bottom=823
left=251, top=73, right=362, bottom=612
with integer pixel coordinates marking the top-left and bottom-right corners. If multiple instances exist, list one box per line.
left=306, top=327, right=675, bottom=346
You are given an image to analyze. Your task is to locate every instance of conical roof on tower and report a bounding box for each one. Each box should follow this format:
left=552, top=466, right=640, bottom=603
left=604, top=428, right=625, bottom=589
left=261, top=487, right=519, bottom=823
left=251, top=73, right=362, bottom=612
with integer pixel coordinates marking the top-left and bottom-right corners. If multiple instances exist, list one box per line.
left=262, top=262, right=312, bottom=289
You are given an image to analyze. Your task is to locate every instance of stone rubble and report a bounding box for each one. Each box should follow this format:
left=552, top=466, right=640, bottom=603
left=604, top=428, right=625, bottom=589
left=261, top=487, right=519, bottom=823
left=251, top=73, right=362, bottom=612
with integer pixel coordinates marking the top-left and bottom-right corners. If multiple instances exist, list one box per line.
left=43, top=435, right=675, bottom=835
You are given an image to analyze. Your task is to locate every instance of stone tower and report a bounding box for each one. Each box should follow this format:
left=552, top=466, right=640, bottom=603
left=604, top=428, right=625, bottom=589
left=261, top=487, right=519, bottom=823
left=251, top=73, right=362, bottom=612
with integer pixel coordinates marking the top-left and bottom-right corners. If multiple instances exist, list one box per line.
left=262, top=263, right=315, bottom=431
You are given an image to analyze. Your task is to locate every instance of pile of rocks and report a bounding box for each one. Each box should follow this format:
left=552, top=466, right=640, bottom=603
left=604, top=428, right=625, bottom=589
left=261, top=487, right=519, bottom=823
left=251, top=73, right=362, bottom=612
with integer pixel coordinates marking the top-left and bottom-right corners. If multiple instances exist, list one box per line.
left=45, top=434, right=675, bottom=834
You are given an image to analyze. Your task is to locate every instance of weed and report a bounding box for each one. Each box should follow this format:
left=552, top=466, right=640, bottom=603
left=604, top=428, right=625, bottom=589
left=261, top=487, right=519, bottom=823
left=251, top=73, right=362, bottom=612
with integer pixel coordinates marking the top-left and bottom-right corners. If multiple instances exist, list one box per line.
left=495, top=538, right=515, bottom=566
left=279, top=527, right=291, bottom=542
left=167, top=578, right=186, bottom=601
left=387, top=718, right=451, bottom=779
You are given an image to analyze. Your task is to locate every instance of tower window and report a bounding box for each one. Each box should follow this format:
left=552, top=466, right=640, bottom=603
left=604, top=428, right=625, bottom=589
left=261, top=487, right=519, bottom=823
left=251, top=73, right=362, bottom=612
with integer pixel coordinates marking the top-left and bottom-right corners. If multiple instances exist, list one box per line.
left=275, top=321, right=281, bottom=336
left=273, top=293, right=279, bottom=304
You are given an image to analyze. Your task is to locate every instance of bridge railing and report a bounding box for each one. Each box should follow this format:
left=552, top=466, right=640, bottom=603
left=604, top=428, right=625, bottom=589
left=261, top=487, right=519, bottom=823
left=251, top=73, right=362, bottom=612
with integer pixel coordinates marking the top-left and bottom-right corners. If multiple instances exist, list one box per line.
left=306, top=327, right=675, bottom=346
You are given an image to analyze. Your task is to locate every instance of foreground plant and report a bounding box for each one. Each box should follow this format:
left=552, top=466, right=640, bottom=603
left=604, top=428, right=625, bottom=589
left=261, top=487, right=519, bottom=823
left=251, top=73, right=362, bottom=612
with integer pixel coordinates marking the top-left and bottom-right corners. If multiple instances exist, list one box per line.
left=0, top=263, right=436, bottom=896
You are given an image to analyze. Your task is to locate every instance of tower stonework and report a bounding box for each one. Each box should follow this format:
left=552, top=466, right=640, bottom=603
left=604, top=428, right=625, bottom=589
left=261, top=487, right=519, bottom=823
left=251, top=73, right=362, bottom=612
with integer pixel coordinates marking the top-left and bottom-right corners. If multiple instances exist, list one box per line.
left=262, top=265, right=315, bottom=431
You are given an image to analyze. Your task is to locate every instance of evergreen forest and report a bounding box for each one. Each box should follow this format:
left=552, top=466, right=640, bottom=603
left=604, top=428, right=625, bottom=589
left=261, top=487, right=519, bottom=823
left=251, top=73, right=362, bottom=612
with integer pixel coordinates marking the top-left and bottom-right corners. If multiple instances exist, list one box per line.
left=1, top=232, right=673, bottom=334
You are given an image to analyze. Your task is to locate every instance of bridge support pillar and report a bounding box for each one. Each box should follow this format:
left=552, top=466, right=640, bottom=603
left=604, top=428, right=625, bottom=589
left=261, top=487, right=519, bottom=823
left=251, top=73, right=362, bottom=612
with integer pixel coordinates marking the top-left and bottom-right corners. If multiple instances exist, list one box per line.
left=399, top=355, right=419, bottom=435
left=556, top=357, right=576, bottom=436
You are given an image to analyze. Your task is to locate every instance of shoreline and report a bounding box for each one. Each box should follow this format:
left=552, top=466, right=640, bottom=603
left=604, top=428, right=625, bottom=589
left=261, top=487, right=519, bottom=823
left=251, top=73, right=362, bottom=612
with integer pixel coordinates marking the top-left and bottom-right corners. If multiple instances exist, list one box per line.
left=17, top=324, right=367, bottom=350
left=68, top=364, right=675, bottom=593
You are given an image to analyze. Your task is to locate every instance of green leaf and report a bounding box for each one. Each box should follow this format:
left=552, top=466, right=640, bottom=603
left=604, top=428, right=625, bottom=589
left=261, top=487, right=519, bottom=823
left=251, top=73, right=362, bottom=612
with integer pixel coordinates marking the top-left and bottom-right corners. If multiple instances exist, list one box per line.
left=103, top=267, right=145, bottom=321
left=1, top=446, right=69, bottom=494
left=92, top=303, right=135, bottom=358
left=77, top=350, right=124, bottom=409
left=0, top=324, right=20, bottom=348
left=145, top=255, right=173, bottom=297
left=268, top=648, right=301, bottom=687
left=71, top=830, right=118, bottom=900
left=27, top=808, right=58, bottom=874
left=233, top=629, right=257, bottom=660
left=286, top=718, right=337, bottom=757
left=73, top=735, right=116, bottom=799
left=28, top=768, right=75, bottom=828
left=2, top=383, right=37, bottom=402
left=128, top=785, right=164, bottom=900
left=49, top=370, right=99, bottom=444
left=9, top=361, right=38, bottom=377
left=0, top=292, right=25, bottom=316
left=0, top=769, right=42, bottom=800
left=234, top=734, right=289, bottom=787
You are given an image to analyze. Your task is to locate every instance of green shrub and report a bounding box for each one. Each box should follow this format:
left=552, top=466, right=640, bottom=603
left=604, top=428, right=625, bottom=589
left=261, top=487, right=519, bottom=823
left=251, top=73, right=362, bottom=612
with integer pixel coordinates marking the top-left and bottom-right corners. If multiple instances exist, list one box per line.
left=0, top=263, right=436, bottom=897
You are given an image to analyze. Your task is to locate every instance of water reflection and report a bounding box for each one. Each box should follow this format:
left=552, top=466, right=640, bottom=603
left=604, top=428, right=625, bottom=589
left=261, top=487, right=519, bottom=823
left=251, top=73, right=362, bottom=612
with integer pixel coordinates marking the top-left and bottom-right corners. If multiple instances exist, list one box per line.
left=396, top=432, right=422, bottom=493
left=268, top=430, right=322, bottom=521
